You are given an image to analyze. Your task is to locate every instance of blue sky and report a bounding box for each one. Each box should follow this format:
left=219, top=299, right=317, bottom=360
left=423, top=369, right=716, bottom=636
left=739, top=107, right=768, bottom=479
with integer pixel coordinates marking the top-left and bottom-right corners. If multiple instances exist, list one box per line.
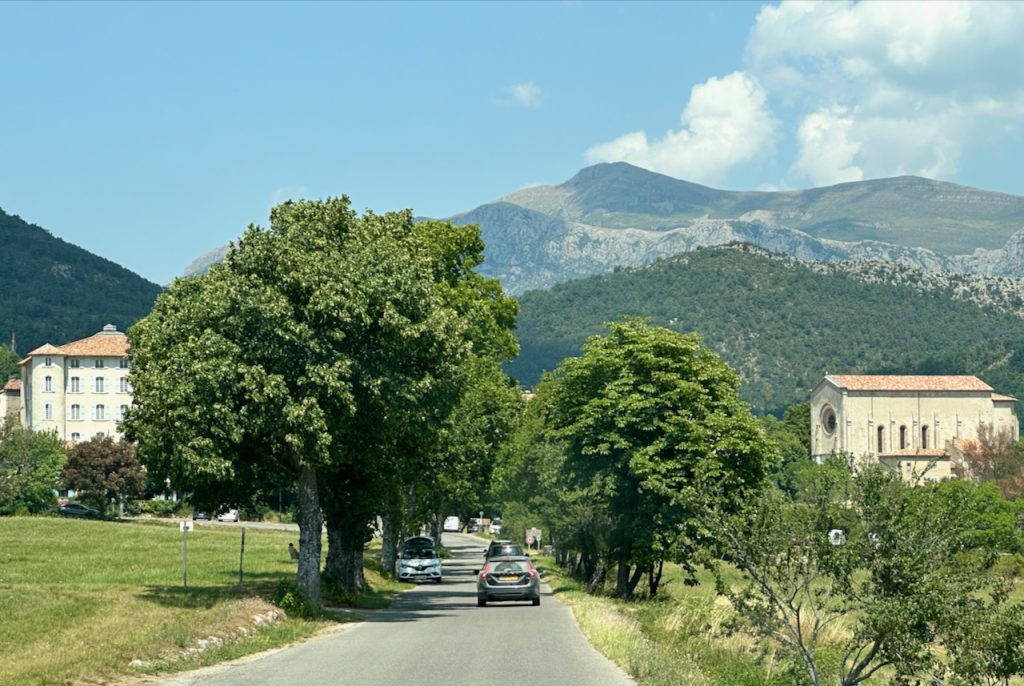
left=2, top=1, right=1023, bottom=285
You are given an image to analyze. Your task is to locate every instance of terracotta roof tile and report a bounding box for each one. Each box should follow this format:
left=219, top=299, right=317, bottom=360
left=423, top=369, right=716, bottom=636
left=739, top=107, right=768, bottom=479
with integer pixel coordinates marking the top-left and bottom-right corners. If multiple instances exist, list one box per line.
left=27, top=343, right=62, bottom=356
left=2, top=378, right=20, bottom=392
left=58, top=331, right=128, bottom=357
left=827, top=375, right=993, bottom=392
left=992, top=393, right=1017, bottom=402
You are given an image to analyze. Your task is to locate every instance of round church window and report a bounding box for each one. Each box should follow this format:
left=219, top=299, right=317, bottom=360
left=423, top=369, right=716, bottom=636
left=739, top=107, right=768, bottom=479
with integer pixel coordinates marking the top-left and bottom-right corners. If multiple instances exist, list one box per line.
left=822, top=406, right=837, bottom=435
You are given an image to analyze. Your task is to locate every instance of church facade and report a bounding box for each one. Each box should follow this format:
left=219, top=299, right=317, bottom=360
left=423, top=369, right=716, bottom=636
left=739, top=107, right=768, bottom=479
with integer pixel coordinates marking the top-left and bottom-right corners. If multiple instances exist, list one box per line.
left=811, top=375, right=1019, bottom=481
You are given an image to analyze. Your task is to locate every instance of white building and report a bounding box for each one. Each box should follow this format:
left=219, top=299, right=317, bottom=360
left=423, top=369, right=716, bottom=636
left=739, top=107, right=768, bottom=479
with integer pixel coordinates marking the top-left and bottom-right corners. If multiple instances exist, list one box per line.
left=0, top=378, right=21, bottom=419
left=20, top=325, right=132, bottom=442
left=811, top=375, right=1019, bottom=481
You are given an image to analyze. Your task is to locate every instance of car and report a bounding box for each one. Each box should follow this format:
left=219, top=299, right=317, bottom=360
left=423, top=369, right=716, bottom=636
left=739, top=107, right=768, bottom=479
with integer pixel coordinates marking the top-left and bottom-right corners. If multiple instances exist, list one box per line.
left=467, top=518, right=482, bottom=533
left=402, top=535, right=435, bottom=550
left=477, top=555, right=540, bottom=607
left=443, top=515, right=460, bottom=532
left=489, top=517, right=503, bottom=535
left=398, top=547, right=443, bottom=583
left=216, top=509, right=239, bottom=522
left=484, top=539, right=524, bottom=561
left=192, top=511, right=211, bottom=521
left=57, top=502, right=102, bottom=519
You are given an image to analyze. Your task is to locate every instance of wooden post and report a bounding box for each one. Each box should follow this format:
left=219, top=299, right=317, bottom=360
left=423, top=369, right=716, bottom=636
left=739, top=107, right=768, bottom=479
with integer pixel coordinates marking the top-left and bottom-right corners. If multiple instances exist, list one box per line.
left=238, top=527, right=246, bottom=591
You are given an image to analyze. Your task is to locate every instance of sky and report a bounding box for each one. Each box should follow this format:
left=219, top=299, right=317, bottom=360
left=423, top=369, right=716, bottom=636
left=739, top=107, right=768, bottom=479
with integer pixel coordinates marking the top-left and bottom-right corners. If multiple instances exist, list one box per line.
left=2, top=1, right=1024, bottom=285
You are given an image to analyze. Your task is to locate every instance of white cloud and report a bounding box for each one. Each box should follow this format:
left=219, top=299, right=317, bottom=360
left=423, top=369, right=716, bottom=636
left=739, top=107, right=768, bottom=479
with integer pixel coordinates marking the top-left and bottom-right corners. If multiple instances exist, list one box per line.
left=269, top=186, right=309, bottom=210
left=792, top=107, right=862, bottom=186
left=495, top=81, right=542, bottom=108
left=747, top=1, right=1024, bottom=185
left=585, top=71, right=776, bottom=185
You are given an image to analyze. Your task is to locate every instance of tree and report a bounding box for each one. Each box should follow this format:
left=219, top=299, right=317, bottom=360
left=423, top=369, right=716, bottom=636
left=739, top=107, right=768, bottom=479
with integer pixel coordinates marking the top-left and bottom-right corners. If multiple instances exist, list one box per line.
left=0, top=344, right=19, bottom=382
left=712, top=463, right=1024, bottom=686
left=61, top=436, right=145, bottom=515
left=126, top=197, right=468, bottom=610
left=0, top=415, right=66, bottom=514
left=956, top=425, right=1024, bottom=500
left=544, top=319, right=777, bottom=598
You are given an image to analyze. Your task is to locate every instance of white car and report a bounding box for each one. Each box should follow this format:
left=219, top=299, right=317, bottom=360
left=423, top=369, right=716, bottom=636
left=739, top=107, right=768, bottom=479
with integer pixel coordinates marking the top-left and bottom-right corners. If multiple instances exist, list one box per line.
left=216, top=509, right=239, bottom=522
left=443, top=515, right=460, bottom=532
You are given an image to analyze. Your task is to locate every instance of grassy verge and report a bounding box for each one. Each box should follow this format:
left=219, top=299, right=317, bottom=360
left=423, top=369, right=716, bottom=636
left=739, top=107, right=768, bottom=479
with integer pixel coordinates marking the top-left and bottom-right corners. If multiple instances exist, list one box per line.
left=0, top=517, right=399, bottom=685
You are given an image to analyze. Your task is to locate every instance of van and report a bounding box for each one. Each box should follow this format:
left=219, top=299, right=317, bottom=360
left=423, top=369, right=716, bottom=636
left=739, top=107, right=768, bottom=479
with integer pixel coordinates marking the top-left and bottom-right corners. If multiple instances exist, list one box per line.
left=443, top=515, right=460, bottom=532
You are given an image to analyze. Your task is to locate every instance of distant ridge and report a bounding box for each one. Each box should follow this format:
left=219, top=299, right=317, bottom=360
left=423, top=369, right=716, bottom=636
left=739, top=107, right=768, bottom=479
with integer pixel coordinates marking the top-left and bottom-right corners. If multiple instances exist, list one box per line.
left=0, top=207, right=162, bottom=353
left=183, top=162, right=1024, bottom=293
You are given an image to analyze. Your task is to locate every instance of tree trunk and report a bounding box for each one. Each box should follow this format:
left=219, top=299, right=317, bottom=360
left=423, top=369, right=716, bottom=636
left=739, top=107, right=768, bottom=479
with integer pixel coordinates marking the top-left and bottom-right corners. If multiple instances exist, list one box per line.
left=295, top=462, right=322, bottom=611
left=648, top=559, right=664, bottom=599
left=380, top=509, right=399, bottom=576
left=324, top=532, right=366, bottom=594
left=615, top=549, right=632, bottom=597
left=587, top=560, right=606, bottom=594
left=429, top=513, right=442, bottom=547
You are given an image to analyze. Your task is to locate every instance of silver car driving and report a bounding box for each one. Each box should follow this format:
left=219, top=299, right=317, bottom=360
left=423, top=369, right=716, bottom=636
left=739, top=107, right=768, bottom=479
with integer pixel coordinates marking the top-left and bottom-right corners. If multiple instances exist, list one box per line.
left=476, top=555, right=540, bottom=607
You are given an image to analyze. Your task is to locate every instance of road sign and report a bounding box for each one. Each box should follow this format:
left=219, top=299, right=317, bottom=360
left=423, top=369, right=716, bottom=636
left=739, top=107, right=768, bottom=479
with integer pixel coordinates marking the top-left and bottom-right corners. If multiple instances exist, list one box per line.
left=179, top=520, right=194, bottom=532
left=526, top=534, right=535, bottom=545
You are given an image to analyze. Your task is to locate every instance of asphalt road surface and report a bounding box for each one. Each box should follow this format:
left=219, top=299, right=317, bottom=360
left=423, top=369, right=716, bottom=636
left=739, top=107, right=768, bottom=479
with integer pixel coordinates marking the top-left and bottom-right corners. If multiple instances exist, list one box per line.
left=157, top=532, right=633, bottom=686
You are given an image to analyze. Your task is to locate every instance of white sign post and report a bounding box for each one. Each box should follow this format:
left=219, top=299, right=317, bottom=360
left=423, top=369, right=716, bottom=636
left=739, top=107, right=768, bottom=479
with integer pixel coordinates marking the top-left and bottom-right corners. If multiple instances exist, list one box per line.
left=526, top=527, right=542, bottom=551
left=180, top=520, right=194, bottom=589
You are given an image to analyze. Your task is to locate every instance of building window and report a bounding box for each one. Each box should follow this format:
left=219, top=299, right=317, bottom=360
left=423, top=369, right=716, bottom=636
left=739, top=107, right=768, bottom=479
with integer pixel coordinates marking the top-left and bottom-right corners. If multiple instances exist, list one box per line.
left=119, top=359, right=130, bottom=369
left=69, top=359, right=80, bottom=369
left=877, top=426, right=885, bottom=453
left=94, top=404, right=106, bottom=421
left=118, top=377, right=130, bottom=393
left=70, top=404, right=81, bottom=420
left=821, top=405, right=837, bottom=435
left=95, top=377, right=105, bottom=393
left=921, top=425, right=929, bottom=449
left=95, top=432, right=105, bottom=438
left=118, top=404, right=129, bottom=420
left=71, top=432, right=80, bottom=442
left=44, top=357, right=52, bottom=367
left=70, top=377, right=80, bottom=393
left=43, top=403, right=52, bottom=420
left=94, top=359, right=104, bottom=369
left=899, top=425, right=908, bottom=450
left=44, top=375, right=53, bottom=392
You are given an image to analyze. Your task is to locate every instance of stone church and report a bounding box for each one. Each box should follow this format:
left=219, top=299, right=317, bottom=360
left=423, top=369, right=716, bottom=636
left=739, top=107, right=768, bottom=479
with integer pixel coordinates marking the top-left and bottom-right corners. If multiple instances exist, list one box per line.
left=811, top=375, right=1019, bottom=481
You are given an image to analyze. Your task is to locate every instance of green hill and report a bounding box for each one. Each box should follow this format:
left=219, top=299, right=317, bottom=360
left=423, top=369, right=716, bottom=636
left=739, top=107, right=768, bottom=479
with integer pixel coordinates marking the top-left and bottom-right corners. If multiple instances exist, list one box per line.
left=0, top=208, right=162, bottom=355
left=509, top=246, right=1024, bottom=414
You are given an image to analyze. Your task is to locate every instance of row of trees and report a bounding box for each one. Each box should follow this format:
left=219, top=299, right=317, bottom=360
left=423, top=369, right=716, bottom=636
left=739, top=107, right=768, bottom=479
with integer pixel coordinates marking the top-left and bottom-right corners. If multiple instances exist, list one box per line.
left=0, top=415, right=145, bottom=516
left=123, top=197, right=522, bottom=609
left=492, top=319, right=1024, bottom=684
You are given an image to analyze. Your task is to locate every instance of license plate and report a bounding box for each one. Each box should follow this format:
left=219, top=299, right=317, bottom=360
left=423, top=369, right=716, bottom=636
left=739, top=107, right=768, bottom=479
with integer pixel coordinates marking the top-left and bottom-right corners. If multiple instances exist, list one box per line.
left=500, top=575, right=518, bottom=582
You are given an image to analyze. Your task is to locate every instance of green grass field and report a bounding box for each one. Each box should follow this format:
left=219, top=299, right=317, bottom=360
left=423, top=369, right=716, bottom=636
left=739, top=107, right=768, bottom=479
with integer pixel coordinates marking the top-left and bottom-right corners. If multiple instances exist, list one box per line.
left=541, top=556, right=1024, bottom=686
left=0, top=517, right=399, bottom=686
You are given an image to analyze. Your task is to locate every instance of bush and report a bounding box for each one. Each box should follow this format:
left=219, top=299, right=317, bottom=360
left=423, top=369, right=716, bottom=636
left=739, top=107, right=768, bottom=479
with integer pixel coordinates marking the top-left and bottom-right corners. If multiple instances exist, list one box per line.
left=142, top=498, right=181, bottom=518
left=272, top=580, right=315, bottom=618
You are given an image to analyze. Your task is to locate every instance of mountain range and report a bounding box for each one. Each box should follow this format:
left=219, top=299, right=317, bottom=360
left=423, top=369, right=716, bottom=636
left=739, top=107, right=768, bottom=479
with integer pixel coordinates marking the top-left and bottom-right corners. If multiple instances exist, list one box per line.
left=0, top=208, right=162, bottom=354
left=184, top=163, right=1024, bottom=296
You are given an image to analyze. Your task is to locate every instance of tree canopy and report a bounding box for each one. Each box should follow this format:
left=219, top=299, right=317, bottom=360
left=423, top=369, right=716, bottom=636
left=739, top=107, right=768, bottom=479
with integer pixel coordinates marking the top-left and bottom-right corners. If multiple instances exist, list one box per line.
left=61, top=436, right=145, bottom=515
left=0, top=415, right=66, bottom=515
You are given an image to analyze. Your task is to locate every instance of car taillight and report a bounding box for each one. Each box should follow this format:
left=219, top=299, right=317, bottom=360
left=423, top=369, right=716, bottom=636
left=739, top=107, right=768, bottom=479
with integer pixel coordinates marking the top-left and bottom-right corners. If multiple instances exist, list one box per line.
left=479, top=564, right=490, bottom=579
left=528, top=567, right=538, bottom=580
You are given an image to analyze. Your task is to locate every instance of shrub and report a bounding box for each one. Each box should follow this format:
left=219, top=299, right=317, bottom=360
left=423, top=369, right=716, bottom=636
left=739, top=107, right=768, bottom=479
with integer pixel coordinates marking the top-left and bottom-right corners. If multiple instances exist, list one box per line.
left=272, top=580, right=315, bottom=618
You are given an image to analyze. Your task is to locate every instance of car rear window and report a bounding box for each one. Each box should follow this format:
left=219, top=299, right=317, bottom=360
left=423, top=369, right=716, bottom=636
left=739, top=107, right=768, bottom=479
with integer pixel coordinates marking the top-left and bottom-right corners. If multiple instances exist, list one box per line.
left=491, top=560, right=530, bottom=573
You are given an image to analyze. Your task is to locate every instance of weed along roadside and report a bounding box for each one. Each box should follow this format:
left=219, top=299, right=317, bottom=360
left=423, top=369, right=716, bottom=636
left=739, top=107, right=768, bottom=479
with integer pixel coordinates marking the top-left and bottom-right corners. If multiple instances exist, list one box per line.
left=0, top=517, right=406, bottom=686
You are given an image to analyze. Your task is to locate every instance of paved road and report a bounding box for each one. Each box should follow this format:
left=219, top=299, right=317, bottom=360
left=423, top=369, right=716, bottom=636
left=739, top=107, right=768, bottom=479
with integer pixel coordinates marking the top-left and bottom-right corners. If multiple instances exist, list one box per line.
left=157, top=533, right=632, bottom=686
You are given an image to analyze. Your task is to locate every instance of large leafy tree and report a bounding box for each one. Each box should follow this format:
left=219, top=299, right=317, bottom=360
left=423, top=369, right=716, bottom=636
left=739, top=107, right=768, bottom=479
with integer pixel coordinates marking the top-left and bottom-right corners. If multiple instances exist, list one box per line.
left=126, top=198, right=467, bottom=609
left=0, top=415, right=66, bottom=514
left=545, top=319, right=777, bottom=597
left=61, top=436, right=145, bottom=515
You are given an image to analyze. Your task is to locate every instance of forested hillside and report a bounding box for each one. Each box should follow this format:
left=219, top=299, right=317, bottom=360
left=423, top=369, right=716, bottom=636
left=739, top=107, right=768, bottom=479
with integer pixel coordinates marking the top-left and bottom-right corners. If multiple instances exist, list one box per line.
left=0, top=208, right=162, bottom=354
left=509, top=246, right=1024, bottom=414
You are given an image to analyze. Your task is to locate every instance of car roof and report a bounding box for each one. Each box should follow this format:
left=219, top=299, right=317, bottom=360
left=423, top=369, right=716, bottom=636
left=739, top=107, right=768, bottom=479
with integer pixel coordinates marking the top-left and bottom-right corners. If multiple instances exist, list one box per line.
left=490, top=555, right=530, bottom=562
left=490, top=539, right=513, bottom=545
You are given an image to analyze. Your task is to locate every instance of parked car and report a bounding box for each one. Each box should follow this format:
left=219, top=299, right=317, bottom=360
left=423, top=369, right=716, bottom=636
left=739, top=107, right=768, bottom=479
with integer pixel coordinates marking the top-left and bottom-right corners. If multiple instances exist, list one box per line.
left=192, top=511, right=211, bottom=521
left=443, top=515, right=460, bottom=532
left=216, top=509, right=239, bottom=522
left=467, top=518, right=482, bottom=533
left=398, top=547, right=443, bottom=584
left=477, top=555, right=540, bottom=607
left=489, top=517, right=503, bottom=535
left=57, top=502, right=102, bottom=519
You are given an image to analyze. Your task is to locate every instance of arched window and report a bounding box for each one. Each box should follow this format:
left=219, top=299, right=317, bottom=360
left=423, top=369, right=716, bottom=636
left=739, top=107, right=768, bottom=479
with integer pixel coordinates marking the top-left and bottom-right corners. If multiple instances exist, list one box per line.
left=877, top=426, right=885, bottom=453
left=899, top=425, right=908, bottom=450
left=921, top=425, right=929, bottom=449
left=70, top=404, right=81, bottom=420
left=44, top=403, right=52, bottom=420
left=44, top=375, right=53, bottom=392
left=70, top=377, right=80, bottom=393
